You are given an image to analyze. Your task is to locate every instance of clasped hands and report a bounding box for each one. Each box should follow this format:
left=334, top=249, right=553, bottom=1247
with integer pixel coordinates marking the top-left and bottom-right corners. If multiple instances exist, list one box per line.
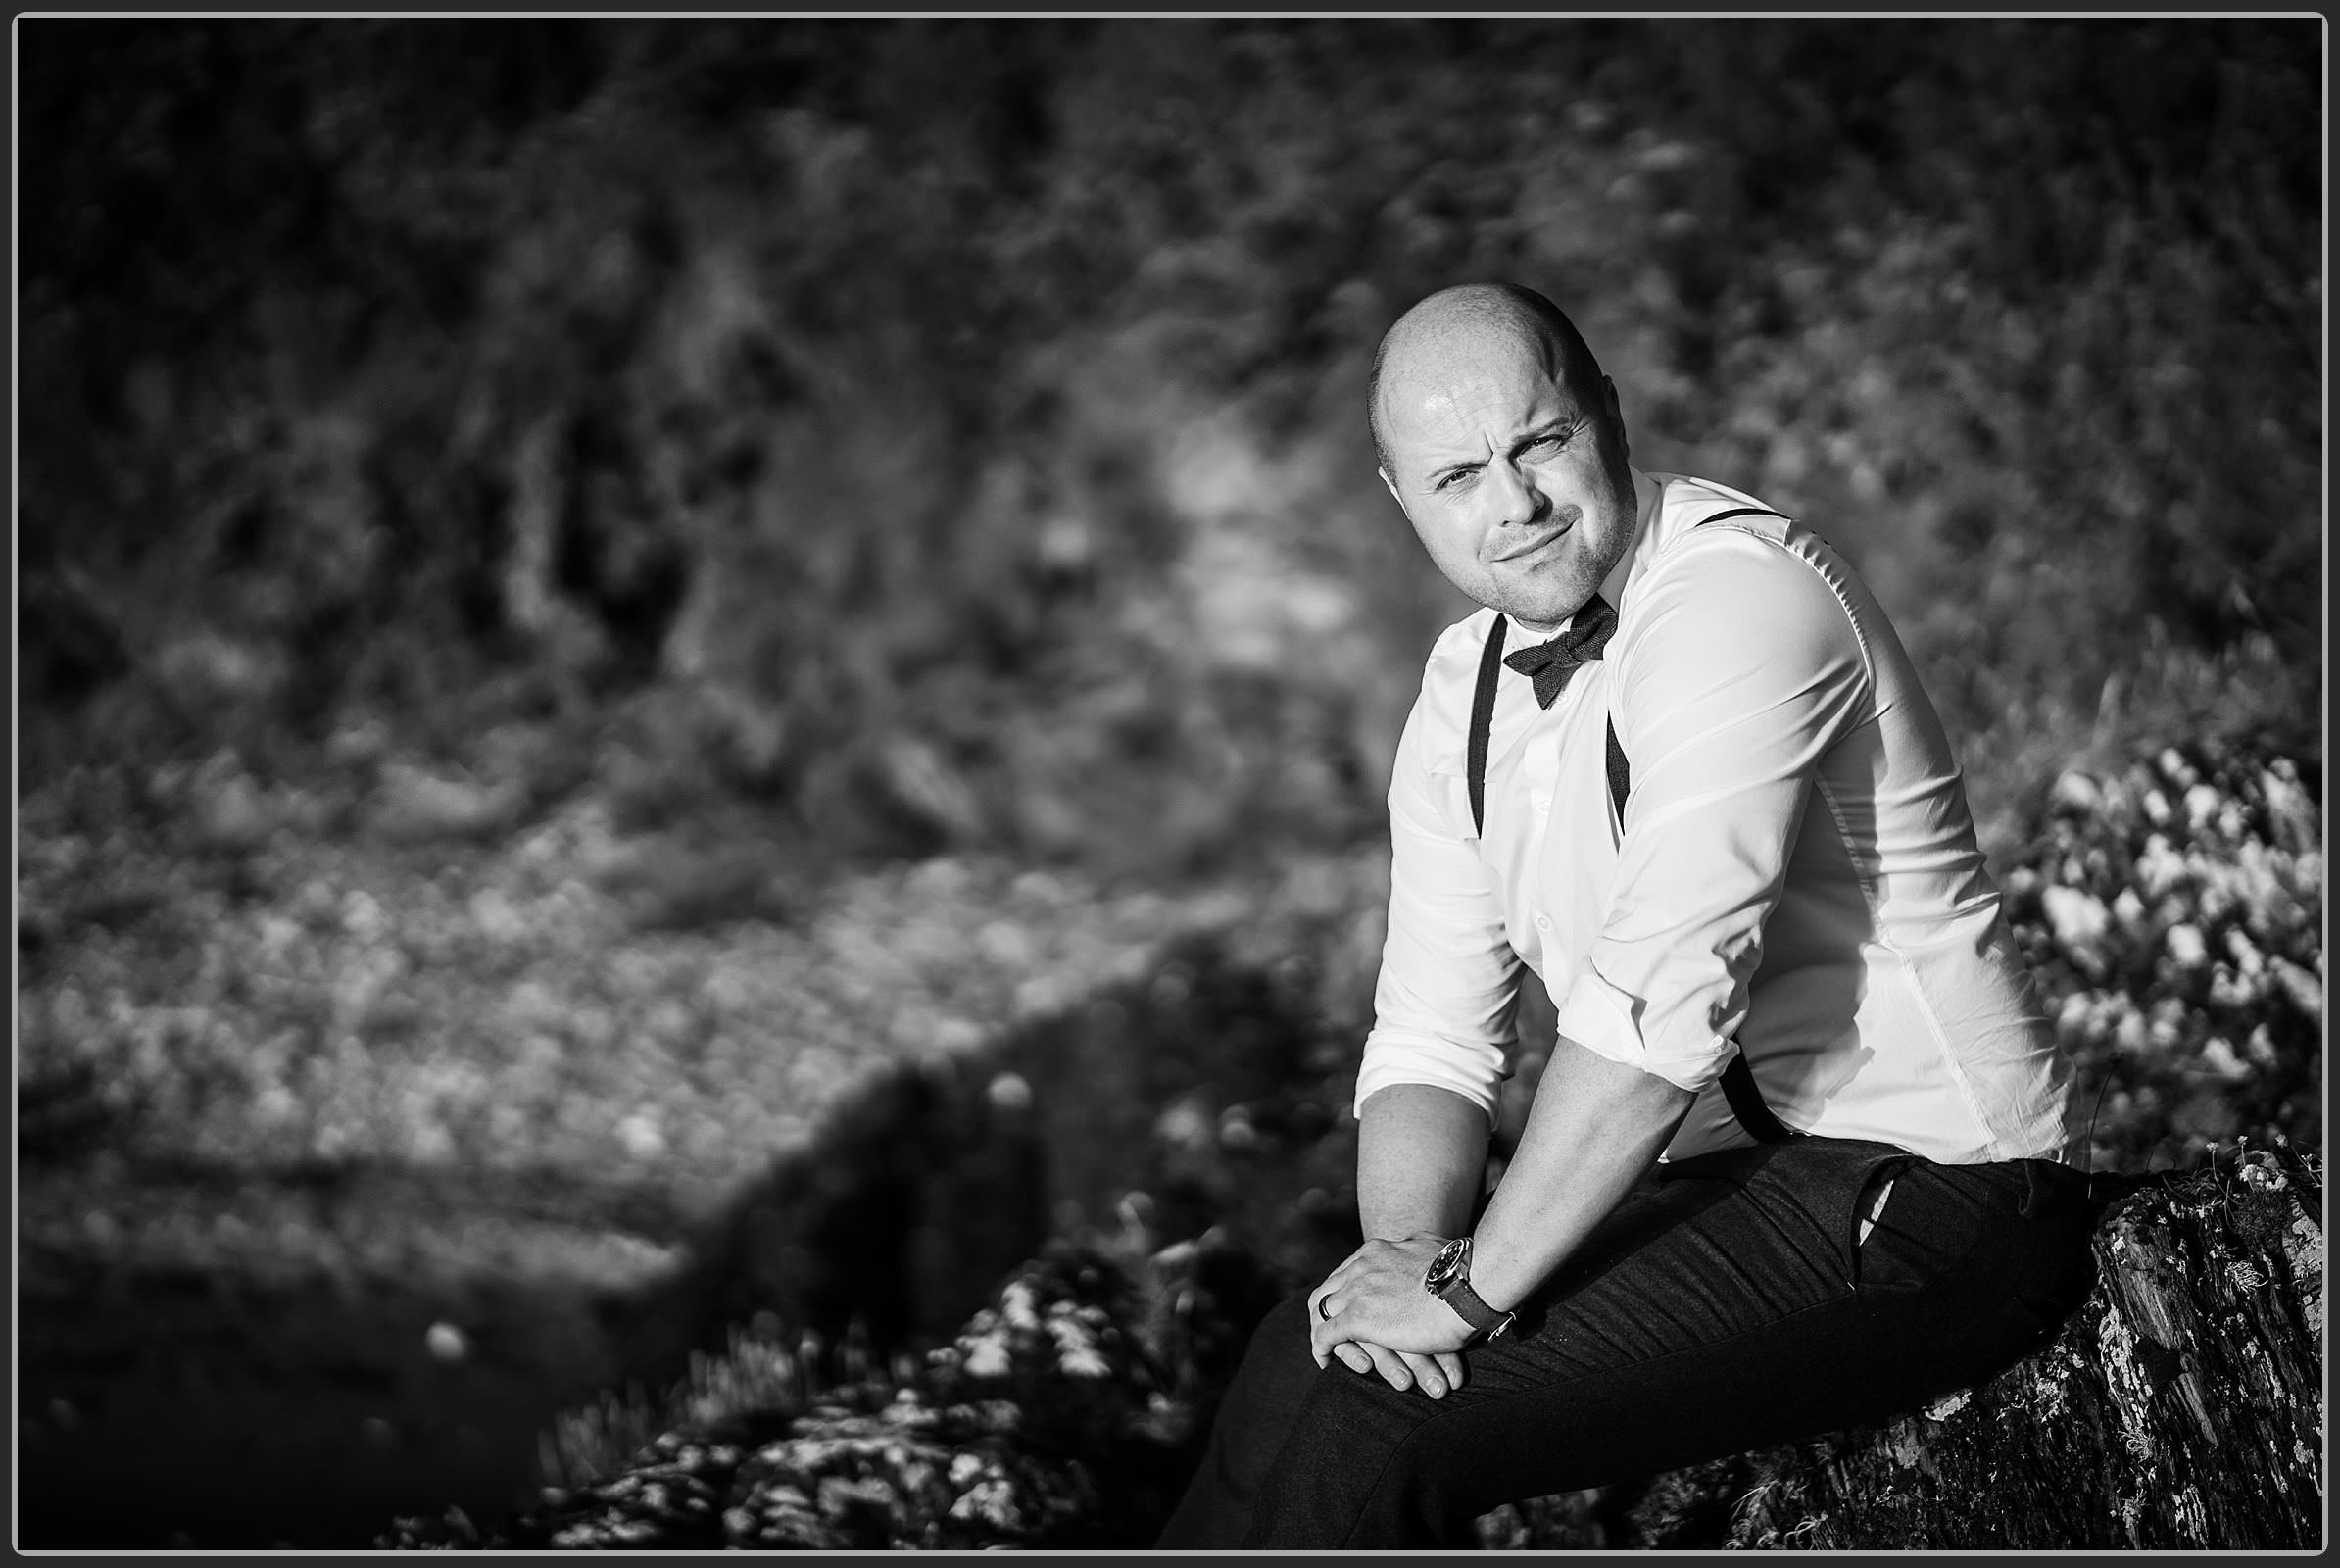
left=1305, top=1233, right=1476, bottom=1400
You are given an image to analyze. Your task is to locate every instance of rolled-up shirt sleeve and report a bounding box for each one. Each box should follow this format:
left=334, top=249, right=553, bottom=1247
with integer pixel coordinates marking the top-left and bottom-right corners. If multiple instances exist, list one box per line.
left=1551, top=529, right=1875, bottom=1092
left=1353, top=682, right=1520, bottom=1126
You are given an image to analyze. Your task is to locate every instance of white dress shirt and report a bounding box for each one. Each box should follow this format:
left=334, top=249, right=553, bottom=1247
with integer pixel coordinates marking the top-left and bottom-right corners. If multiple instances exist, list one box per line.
left=1358, top=470, right=2080, bottom=1166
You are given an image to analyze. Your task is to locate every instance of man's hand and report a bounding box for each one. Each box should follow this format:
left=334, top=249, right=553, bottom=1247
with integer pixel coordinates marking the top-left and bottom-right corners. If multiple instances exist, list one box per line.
left=1308, top=1235, right=1476, bottom=1397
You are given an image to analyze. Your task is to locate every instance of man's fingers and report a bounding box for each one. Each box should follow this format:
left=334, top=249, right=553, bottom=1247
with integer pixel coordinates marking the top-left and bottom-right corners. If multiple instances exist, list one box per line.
left=1362, top=1343, right=1414, bottom=1392
left=1318, top=1328, right=1467, bottom=1401
left=1401, top=1351, right=1450, bottom=1399
left=1308, top=1288, right=1356, bottom=1365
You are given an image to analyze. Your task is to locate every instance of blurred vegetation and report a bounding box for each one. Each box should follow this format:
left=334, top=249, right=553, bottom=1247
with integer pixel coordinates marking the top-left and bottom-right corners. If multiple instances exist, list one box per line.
left=20, top=17, right=2321, bottom=880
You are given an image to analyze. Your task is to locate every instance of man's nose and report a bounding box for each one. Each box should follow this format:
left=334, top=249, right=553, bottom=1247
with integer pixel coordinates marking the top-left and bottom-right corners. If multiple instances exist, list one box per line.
left=1486, top=458, right=1547, bottom=528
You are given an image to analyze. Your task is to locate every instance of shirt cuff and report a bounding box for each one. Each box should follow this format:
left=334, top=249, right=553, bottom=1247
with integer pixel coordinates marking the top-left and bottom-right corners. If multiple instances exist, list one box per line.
left=1352, top=1032, right=1510, bottom=1127
left=1551, top=965, right=1731, bottom=1093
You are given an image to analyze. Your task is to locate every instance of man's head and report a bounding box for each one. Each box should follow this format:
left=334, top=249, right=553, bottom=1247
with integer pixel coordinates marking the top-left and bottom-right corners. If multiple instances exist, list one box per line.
left=1370, top=282, right=1639, bottom=630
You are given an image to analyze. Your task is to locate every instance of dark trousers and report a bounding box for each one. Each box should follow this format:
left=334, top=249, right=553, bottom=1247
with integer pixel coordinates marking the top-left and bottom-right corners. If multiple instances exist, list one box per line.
left=1156, top=1136, right=2100, bottom=1549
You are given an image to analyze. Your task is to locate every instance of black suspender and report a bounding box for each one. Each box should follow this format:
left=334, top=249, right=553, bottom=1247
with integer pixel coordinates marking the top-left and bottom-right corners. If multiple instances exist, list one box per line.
left=1467, top=613, right=1508, bottom=839
left=1686, top=508, right=1784, bottom=527
left=1603, top=715, right=1631, bottom=834
left=1718, top=1048, right=1799, bottom=1144
left=1465, top=502, right=1800, bottom=1144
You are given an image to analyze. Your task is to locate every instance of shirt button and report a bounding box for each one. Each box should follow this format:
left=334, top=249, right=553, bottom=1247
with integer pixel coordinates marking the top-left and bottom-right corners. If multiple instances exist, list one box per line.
left=1535, top=913, right=1552, bottom=931
left=1534, top=793, right=1552, bottom=813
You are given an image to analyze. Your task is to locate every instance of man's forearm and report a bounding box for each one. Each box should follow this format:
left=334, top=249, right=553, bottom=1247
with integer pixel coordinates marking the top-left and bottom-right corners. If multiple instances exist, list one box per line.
left=1465, top=1037, right=1695, bottom=1312
left=1355, top=1083, right=1491, bottom=1242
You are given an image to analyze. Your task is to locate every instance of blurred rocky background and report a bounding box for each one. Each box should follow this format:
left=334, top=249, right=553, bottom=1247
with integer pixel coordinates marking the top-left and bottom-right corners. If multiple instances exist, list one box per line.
left=15, top=16, right=2321, bottom=1549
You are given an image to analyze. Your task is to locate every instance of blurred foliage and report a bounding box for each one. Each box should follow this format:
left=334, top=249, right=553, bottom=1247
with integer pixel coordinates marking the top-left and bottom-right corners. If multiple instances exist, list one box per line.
left=2008, top=739, right=2322, bottom=1170
left=19, top=17, right=2321, bottom=878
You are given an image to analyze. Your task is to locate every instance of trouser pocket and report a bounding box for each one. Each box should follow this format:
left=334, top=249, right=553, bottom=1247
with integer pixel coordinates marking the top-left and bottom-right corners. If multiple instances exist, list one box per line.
left=1853, top=1155, right=2094, bottom=1311
left=1659, top=1136, right=1919, bottom=1292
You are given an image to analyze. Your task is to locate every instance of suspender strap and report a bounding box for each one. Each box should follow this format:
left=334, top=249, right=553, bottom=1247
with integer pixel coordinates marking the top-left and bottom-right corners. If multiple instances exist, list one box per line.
left=1467, top=613, right=1509, bottom=837
left=1604, top=716, right=1630, bottom=828
left=1718, top=1053, right=1798, bottom=1144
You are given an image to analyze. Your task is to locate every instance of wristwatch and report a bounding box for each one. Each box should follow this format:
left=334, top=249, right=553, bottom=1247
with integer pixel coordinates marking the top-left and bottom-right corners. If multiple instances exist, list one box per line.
left=1422, top=1236, right=1517, bottom=1342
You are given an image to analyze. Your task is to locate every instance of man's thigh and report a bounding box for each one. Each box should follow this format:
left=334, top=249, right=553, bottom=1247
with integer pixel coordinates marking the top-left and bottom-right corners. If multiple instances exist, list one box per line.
left=1244, top=1140, right=2091, bottom=1547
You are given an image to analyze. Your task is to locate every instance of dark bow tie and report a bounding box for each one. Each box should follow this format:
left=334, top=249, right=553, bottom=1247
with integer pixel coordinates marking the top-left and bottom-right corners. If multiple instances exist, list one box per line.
left=1503, top=594, right=1618, bottom=708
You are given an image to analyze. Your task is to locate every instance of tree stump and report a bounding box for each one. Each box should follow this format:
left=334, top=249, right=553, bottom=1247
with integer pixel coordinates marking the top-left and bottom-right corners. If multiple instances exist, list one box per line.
left=1488, top=1140, right=2324, bottom=1550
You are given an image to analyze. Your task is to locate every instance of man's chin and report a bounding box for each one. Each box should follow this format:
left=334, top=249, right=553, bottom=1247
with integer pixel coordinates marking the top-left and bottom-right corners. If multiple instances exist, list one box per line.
left=1501, top=587, right=1596, bottom=630
left=1496, top=550, right=1619, bottom=627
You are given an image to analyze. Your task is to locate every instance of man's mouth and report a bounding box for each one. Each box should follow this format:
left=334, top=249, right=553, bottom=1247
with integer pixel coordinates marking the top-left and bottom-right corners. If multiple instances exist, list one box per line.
left=1491, top=516, right=1574, bottom=564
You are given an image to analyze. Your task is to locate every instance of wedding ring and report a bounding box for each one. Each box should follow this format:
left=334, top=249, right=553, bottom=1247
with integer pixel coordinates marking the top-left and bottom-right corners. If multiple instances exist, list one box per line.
left=1316, top=1296, right=1333, bottom=1320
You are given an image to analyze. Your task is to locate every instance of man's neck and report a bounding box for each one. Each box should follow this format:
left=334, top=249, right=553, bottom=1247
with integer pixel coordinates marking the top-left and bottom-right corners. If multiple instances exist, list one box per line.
left=1512, top=467, right=1657, bottom=638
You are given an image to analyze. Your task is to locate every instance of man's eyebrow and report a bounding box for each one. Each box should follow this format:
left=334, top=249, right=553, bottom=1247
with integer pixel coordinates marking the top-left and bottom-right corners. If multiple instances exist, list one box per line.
left=1421, top=417, right=1576, bottom=482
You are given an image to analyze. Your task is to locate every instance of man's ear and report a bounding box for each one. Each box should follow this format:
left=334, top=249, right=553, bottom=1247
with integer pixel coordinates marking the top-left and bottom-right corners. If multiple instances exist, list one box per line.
left=1603, top=375, right=1629, bottom=460
left=1379, top=467, right=1403, bottom=507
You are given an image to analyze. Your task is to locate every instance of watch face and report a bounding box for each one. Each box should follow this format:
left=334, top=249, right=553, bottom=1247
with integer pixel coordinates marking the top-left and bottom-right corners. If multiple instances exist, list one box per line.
left=1423, top=1237, right=1470, bottom=1296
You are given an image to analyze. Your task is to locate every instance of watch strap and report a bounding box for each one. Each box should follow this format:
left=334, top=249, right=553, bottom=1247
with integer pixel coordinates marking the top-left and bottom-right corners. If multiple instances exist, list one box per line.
left=1428, top=1238, right=1518, bottom=1341
left=1438, top=1275, right=1515, bottom=1339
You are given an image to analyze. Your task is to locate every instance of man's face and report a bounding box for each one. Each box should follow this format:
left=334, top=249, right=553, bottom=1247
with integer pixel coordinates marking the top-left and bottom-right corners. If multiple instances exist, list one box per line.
left=1377, top=328, right=1639, bottom=629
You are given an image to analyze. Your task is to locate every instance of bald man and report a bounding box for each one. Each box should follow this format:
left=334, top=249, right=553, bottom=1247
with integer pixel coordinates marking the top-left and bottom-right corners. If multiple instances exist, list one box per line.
left=1156, top=283, right=2096, bottom=1548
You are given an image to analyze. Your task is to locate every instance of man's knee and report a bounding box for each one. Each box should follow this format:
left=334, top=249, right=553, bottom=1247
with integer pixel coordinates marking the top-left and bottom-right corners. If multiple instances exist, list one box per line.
left=1249, top=1364, right=1479, bottom=1546
left=1234, top=1296, right=1437, bottom=1472
left=1195, top=1293, right=1340, bottom=1470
